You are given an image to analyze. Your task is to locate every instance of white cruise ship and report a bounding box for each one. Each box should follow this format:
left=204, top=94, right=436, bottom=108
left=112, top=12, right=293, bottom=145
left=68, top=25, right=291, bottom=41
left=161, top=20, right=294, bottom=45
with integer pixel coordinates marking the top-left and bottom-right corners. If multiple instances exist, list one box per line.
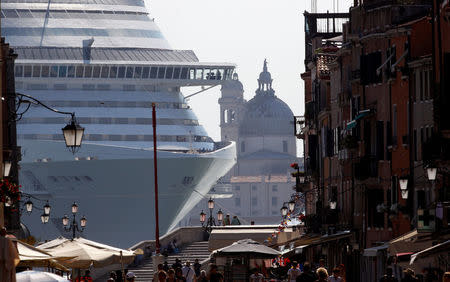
left=1, top=0, right=237, bottom=247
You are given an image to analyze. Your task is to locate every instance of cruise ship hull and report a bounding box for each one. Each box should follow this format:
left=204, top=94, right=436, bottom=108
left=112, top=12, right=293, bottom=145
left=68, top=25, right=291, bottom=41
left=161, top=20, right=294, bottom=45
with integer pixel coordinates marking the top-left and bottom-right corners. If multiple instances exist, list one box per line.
left=20, top=140, right=236, bottom=248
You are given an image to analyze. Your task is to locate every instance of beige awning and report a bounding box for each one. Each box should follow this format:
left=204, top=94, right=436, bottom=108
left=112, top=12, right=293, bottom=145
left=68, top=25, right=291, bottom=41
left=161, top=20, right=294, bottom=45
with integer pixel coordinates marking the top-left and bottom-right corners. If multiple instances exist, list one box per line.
left=388, top=229, right=433, bottom=256
left=15, top=240, right=72, bottom=271
left=37, top=237, right=135, bottom=269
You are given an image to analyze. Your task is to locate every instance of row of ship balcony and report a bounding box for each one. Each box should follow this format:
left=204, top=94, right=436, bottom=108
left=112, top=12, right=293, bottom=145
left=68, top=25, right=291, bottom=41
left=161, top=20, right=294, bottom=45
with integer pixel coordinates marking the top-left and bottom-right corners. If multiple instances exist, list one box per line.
left=14, top=64, right=235, bottom=82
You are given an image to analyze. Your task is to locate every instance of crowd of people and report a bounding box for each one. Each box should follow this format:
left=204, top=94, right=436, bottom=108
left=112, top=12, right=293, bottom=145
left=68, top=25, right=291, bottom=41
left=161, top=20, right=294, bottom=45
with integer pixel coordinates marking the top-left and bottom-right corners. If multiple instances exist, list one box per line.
left=281, top=260, right=346, bottom=282
left=151, top=259, right=223, bottom=282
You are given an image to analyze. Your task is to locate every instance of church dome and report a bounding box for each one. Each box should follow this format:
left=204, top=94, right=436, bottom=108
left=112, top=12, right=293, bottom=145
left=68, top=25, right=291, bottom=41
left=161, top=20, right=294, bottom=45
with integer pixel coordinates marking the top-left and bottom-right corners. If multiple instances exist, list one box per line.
left=239, top=60, right=293, bottom=136
left=239, top=92, right=293, bottom=136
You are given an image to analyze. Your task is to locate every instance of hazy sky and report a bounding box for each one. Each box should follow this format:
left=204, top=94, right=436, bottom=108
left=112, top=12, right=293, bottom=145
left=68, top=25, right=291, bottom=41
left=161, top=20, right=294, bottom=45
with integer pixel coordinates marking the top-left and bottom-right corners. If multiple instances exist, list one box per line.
left=150, top=0, right=352, bottom=145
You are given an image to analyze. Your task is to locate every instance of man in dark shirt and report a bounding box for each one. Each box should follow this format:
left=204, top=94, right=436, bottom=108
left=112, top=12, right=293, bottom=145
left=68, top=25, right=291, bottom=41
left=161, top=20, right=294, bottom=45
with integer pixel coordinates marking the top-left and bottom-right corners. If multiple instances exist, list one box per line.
left=208, top=264, right=224, bottom=282
left=193, top=259, right=201, bottom=277
left=296, top=262, right=317, bottom=282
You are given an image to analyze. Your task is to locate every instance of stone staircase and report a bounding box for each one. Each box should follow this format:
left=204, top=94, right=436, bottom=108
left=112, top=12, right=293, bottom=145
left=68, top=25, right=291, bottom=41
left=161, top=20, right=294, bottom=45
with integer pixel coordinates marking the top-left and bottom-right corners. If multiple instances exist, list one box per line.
left=129, top=241, right=211, bottom=282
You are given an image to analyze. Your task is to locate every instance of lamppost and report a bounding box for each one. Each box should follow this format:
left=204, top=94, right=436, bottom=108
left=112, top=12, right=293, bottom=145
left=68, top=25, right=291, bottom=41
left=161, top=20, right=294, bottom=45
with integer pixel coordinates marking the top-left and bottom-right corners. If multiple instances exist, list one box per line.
left=14, top=93, right=85, bottom=154
left=199, top=198, right=223, bottom=233
left=62, top=202, right=87, bottom=240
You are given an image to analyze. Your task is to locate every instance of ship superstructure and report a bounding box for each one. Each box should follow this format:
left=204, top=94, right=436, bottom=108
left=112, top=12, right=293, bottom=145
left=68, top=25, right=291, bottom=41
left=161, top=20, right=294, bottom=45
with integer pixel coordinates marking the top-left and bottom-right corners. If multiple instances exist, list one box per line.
left=1, top=0, right=237, bottom=247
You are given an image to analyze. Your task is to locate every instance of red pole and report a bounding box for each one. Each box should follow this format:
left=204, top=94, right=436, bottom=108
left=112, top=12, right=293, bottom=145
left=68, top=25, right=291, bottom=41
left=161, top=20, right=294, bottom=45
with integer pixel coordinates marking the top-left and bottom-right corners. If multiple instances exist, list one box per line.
left=152, top=103, right=160, bottom=254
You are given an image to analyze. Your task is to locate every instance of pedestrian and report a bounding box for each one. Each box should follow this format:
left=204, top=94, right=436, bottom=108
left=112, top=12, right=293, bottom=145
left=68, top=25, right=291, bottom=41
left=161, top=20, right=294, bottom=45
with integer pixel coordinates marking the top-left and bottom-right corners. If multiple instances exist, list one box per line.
left=380, top=268, right=399, bottom=282
left=166, top=269, right=176, bottom=282
left=172, top=258, right=182, bottom=270
left=197, top=270, right=208, bottom=282
left=182, top=260, right=195, bottom=282
left=296, top=262, right=317, bottom=282
left=288, top=261, right=302, bottom=282
left=444, top=272, right=450, bottom=282
left=193, top=258, right=201, bottom=278
left=152, top=264, right=165, bottom=281
left=82, top=270, right=93, bottom=282
left=109, top=271, right=117, bottom=281
left=163, top=261, right=170, bottom=272
left=223, top=214, right=231, bottom=225
left=208, top=264, right=224, bottom=282
left=175, top=267, right=186, bottom=281
left=337, top=264, right=346, bottom=282
left=231, top=215, right=241, bottom=225
left=125, top=272, right=136, bottom=282
left=319, top=259, right=327, bottom=272
left=401, top=268, right=418, bottom=282
left=250, top=268, right=265, bottom=282
left=328, top=267, right=342, bottom=282
left=316, top=267, right=329, bottom=282
left=391, top=256, right=403, bottom=281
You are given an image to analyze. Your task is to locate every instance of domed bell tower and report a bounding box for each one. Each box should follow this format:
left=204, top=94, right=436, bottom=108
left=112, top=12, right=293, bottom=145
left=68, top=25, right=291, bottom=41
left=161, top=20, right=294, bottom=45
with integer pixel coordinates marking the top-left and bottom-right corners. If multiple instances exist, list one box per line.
left=219, top=73, right=245, bottom=142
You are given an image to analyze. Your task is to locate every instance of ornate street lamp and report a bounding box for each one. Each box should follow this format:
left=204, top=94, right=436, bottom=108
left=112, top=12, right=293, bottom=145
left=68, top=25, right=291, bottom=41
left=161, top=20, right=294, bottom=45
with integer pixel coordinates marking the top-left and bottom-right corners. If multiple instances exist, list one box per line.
left=14, top=93, right=85, bottom=154
left=288, top=200, right=296, bottom=212
left=280, top=205, right=288, bottom=218
left=3, top=160, right=11, bottom=177
left=63, top=203, right=87, bottom=240
left=62, top=117, right=85, bottom=154
left=200, top=198, right=222, bottom=233
left=426, top=167, right=437, bottom=181
left=217, top=209, right=223, bottom=225
left=329, top=200, right=337, bottom=210
left=399, top=177, right=409, bottom=199
left=40, top=212, right=49, bottom=224
left=43, top=201, right=51, bottom=215
left=25, top=200, right=33, bottom=214
left=208, top=198, right=215, bottom=210
left=200, top=210, right=206, bottom=224
left=71, top=202, right=78, bottom=214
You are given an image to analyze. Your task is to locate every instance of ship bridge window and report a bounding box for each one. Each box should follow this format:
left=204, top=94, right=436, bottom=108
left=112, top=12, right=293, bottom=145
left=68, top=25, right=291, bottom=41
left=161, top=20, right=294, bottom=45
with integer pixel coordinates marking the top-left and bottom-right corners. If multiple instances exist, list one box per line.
left=181, top=68, right=188, bottom=79
left=3, top=9, right=19, bottom=18
left=67, top=66, right=75, bottom=78
left=134, top=67, right=142, bottom=79
left=17, top=9, right=32, bottom=17
left=32, top=66, right=41, bottom=77
left=15, top=66, right=23, bottom=77
left=24, top=65, right=32, bottom=77
left=157, top=67, right=165, bottom=79
left=189, top=69, right=195, bottom=80
left=84, top=66, right=93, bottom=78
left=76, top=66, right=84, bottom=78
left=126, top=67, right=134, bottom=78
left=195, top=69, right=203, bottom=80
left=165, top=67, right=173, bottom=79
left=109, top=66, right=118, bottom=78
left=150, top=67, right=158, bottom=79
left=101, top=66, right=110, bottom=78
left=218, top=69, right=224, bottom=80
left=204, top=69, right=211, bottom=80
left=58, top=66, right=67, bottom=77
left=117, top=66, right=126, bottom=78
left=173, top=68, right=180, bottom=79
left=40, top=66, right=49, bottom=77
left=92, top=66, right=101, bottom=78
left=142, top=67, right=150, bottom=79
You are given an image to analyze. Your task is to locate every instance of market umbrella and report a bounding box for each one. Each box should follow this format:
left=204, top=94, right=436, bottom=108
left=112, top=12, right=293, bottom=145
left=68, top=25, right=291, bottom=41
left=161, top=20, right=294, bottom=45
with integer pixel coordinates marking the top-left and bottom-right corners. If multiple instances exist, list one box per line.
left=15, top=240, right=71, bottom=271
left=37, top=237, right=134, bottom=269
left=16, top=270, right=69, bottom=282
left=212, top=239, right=280, bottom=258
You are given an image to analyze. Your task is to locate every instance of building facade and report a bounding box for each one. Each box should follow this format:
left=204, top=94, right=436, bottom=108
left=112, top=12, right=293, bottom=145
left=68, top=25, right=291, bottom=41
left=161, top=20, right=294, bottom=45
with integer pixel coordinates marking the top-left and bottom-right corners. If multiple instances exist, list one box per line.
left=295, top=1, right=450, bottom=281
